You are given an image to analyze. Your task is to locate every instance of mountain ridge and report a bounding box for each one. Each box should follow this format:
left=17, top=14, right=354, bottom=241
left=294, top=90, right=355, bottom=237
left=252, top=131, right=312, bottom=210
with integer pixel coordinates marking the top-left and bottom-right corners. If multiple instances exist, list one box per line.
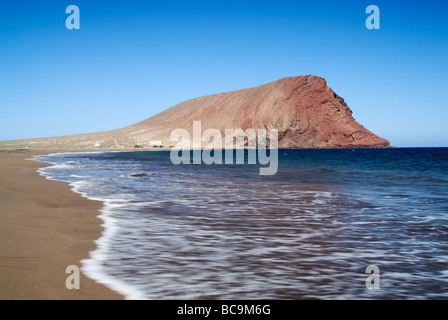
left=0, top=75, right=390, bottom=149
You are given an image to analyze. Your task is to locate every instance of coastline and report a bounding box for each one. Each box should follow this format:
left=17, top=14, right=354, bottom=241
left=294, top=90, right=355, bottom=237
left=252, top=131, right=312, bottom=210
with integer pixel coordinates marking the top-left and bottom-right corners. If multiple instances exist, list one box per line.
left=0, top=149, right=123, bottom=300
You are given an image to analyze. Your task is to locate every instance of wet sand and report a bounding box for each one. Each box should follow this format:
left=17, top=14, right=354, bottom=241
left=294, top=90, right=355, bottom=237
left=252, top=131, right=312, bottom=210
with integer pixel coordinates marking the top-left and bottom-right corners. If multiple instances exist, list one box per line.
left=0, top=150, right=123, bottom=300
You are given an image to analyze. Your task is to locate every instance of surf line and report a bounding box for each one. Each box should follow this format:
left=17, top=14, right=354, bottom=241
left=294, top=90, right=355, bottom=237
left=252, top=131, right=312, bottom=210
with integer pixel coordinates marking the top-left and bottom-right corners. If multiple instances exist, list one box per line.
left=170, top=121, right=278, bottom=176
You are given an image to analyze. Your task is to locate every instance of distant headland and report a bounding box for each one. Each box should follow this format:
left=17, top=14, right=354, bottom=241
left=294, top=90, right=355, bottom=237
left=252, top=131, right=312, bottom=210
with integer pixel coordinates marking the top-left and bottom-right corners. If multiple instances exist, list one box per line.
left=0, top=75, right=390, bottom=150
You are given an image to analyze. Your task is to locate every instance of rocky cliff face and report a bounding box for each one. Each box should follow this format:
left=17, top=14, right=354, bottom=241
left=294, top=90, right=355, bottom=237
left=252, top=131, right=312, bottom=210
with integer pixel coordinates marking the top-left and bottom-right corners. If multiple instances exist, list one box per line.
left=0, top=75, right=390, bottom=149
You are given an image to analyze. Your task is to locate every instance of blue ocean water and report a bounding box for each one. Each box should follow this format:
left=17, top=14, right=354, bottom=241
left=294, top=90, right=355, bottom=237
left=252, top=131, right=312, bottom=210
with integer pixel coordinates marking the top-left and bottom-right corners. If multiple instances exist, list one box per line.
left=34, top=148, right=448, bottom=299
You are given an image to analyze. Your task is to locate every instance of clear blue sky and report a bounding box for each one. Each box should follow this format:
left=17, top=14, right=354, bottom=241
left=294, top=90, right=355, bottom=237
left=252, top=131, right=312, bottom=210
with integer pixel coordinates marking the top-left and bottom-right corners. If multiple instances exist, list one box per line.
left=1, top=0, right=447, bottom=147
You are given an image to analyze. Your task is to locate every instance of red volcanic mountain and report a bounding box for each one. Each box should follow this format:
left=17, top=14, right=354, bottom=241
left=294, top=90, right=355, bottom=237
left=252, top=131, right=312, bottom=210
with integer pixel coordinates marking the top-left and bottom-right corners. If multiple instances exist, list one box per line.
left=0, top=75, right=389, bottom=149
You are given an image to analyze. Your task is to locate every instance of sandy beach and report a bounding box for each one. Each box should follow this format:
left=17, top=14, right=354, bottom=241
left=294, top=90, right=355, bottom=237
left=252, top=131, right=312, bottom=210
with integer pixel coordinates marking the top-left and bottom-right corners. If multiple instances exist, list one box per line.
left=0, top=150, right=123, bottom=300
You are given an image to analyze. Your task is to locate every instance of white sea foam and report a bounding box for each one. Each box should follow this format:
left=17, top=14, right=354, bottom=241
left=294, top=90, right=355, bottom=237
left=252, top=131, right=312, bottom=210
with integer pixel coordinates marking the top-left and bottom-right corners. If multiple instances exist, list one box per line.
left=70, top=174, right=88, bottom=178
left=80, top=205, right=147, bottom=300
left=32, top=153, right=146, bottom=300
left=29, top=149, right=448, bottom=300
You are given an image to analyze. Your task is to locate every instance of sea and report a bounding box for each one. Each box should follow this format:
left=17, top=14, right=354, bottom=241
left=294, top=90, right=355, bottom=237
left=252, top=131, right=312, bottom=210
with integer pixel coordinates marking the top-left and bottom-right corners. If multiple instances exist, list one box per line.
left=33, top=148, right=448, bottom=299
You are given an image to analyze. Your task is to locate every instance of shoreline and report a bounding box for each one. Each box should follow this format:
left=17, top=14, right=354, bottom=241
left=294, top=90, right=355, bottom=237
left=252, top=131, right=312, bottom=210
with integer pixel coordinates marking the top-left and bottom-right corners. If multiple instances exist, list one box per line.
left=0, top=149, right=123, bottom=300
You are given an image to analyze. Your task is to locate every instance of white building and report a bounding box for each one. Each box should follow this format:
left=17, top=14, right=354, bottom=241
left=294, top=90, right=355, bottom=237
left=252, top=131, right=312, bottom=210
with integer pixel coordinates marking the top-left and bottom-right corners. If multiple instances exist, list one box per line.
left=150, top=140, right=163, bottom=147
